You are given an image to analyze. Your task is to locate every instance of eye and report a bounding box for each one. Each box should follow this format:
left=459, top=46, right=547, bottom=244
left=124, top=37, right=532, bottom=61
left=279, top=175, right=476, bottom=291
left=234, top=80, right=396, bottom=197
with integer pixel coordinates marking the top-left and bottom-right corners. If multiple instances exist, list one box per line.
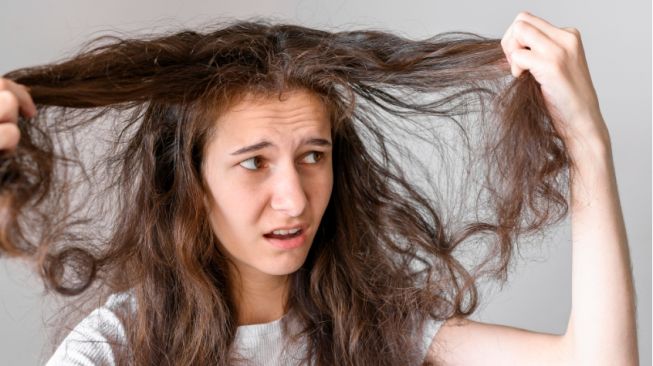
left=238, top=152, right=325, bottom=172
left=303, top=151, right=324, bottom=164
left=239, top=156, right=266, bottom=171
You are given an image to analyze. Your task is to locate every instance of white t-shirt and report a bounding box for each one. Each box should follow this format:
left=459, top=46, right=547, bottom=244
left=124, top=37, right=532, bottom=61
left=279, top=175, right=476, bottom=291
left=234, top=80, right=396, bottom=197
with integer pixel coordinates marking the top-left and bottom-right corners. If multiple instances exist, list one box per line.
left=45, top=292, right=444, bottom=365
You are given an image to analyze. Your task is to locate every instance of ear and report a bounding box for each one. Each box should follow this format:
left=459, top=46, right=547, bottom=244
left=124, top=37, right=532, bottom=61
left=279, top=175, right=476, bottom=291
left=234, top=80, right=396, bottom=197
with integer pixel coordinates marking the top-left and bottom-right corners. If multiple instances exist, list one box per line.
left=197, top=162, right=215, bottom=212
left=202, top=191, right=214, bottom=212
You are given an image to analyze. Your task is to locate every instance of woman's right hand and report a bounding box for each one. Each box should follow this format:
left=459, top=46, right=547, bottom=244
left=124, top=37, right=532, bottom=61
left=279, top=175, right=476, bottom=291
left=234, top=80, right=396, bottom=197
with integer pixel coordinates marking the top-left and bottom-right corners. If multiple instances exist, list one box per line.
left=0, top=78, right=37, bottom=151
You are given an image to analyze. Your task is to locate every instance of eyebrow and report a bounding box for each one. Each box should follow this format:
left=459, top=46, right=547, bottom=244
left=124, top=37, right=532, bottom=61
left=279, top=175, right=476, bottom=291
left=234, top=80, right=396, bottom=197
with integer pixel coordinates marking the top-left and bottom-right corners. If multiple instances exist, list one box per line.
left=230, top=137, right=332, bottom=156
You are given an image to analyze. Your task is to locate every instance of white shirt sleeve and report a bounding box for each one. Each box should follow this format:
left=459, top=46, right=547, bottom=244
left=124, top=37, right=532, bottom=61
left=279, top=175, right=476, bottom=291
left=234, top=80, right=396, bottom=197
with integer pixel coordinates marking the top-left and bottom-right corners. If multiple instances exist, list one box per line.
left=420, top=317, right=445, bottom=364
left=44, top=293, right=132, bottom=366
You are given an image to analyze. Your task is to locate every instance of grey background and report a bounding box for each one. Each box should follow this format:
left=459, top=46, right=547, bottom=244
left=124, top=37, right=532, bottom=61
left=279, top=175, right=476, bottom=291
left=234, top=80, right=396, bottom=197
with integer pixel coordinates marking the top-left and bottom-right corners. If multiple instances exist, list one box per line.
left=0, top=0, right=650, bottom=365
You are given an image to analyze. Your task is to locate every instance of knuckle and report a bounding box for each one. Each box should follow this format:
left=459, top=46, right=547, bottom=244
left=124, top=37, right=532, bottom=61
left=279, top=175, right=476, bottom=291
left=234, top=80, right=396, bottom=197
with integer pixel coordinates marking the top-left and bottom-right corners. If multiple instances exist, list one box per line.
left=564, top=30, right=581, bottom=48
left=567, top=27, right=581, bottom=36
left=0, top=91, right=19, bottom=123
left=514, top=20, right=527, bottom=29
left=513, top=20, right=529, bottom=34
left=0, top=90, right=19, bottom=110
left=0, top=124, right=20, bottom=150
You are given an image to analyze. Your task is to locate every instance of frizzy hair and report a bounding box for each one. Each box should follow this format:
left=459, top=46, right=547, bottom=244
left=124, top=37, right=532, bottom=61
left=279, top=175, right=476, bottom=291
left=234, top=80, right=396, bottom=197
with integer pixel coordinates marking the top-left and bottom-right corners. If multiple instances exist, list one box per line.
left=0, top=19, right=571, bottom=366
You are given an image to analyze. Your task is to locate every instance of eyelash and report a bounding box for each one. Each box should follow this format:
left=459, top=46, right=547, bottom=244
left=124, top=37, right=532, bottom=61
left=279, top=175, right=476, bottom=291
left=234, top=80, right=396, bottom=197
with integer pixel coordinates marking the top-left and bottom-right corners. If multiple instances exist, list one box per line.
left=239, top=151, right=325, bottom=171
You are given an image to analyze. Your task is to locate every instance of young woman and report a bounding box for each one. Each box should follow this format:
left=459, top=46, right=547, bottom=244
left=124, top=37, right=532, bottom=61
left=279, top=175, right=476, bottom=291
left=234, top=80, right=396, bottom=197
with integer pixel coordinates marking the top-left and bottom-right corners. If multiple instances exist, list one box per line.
left=0, top=11, right=637, bottom=365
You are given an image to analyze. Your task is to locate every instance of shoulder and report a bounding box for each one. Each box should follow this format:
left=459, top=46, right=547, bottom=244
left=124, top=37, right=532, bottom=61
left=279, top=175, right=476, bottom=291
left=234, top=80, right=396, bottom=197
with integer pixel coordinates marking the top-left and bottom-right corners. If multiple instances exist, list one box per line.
left=425, top=316, right=571, bottom=366
left=45, top=291, right=136, bottom=366
left=413, top=315, right=445, bottom=364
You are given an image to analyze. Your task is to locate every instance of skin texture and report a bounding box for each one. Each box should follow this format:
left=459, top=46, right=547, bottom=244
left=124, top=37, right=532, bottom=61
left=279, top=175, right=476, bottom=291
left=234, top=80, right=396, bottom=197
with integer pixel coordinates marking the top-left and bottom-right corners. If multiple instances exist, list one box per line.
left=0, top=11, right=637, bottom=364
left=201, top=89, right=334, bottom=325
left=0, top=78, right=34, bottom=150
left=428, top=12, right=637, bottom=366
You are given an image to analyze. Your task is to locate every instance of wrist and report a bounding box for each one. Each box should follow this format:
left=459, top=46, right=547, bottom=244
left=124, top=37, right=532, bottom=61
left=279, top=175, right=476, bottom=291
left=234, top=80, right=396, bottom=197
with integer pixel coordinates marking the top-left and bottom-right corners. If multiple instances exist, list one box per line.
left=567, top=134, right=611, bottom=161
left=563, top=114, right=612, bottom=161
left=566, top=131, right=615, bottom=188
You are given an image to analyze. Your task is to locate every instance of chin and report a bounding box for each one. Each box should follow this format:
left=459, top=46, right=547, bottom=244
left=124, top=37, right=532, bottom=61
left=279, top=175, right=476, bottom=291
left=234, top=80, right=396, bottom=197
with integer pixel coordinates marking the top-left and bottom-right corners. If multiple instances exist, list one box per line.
left=260, top=256, right=308, bottom=276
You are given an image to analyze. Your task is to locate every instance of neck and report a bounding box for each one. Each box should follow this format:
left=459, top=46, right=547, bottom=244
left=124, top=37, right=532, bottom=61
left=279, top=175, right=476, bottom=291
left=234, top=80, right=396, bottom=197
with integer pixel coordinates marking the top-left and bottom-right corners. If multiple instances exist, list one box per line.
left=231, top=265, right=290, bottom=326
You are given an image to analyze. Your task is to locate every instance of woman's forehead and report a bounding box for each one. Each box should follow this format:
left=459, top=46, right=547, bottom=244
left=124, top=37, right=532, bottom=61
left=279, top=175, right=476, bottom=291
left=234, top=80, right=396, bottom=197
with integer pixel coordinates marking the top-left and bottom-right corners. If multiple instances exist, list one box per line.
left=214, top=89, right=331, bottom=135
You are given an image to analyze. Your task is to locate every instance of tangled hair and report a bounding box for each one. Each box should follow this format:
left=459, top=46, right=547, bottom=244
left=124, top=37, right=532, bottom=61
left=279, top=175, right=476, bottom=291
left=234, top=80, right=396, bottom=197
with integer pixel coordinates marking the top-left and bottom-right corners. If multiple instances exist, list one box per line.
left=1, top=19, right=571, bottom=366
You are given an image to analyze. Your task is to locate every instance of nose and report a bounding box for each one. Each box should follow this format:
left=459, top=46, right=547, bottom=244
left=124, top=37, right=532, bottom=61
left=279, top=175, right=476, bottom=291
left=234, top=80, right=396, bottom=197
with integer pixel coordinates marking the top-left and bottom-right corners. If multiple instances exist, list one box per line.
left=269, top=162, right=308, bottom=218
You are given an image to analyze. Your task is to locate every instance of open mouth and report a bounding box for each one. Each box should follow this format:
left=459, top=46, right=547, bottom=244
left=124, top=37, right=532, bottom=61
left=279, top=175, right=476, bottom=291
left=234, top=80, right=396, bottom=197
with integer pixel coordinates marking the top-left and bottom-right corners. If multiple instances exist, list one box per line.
left=263, top=229, right=303, bottom=240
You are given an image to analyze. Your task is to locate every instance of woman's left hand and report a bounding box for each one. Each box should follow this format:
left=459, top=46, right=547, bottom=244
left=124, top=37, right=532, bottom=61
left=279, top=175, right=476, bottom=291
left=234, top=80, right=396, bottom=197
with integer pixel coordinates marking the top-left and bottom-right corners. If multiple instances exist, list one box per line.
left=501, top=12, right=610, bottom=151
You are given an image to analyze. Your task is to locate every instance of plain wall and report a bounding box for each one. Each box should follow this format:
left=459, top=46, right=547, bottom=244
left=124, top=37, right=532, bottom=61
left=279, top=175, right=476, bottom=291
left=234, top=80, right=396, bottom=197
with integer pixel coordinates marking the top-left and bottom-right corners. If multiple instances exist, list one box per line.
left=0, top=0, right=650, bottom=365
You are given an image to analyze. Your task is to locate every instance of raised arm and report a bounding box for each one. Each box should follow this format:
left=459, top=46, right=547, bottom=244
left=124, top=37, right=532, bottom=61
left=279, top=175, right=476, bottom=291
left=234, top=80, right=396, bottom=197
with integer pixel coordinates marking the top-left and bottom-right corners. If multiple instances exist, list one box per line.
left=427, top=12, right=638, bottom=366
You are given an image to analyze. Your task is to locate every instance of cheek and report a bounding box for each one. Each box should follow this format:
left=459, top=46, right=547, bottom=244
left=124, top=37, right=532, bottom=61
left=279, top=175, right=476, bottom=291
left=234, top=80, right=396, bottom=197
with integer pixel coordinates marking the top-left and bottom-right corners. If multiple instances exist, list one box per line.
left=203, top=172, right=236, bottom=229
left=210, top=182, right=261, bottom=228
left=308, top=168, right=333, bottom=211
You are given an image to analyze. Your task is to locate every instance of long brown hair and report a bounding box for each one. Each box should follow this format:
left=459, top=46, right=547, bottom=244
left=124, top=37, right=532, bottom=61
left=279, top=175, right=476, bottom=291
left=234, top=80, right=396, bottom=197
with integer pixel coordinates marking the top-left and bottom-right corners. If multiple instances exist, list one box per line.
left=1, top=19, right=571, bottom=365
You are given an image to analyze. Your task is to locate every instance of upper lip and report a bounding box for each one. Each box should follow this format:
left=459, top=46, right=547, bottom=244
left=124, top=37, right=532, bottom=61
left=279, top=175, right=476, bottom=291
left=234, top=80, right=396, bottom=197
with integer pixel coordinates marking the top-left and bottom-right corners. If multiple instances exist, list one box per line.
left=265, top=223, right=307, bottom=234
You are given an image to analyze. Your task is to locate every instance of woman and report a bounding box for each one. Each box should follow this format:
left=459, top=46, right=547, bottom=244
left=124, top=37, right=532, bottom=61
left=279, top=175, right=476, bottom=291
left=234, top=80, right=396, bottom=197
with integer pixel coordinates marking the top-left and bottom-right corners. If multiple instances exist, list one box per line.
left=0, top=11, right=637, bottom=365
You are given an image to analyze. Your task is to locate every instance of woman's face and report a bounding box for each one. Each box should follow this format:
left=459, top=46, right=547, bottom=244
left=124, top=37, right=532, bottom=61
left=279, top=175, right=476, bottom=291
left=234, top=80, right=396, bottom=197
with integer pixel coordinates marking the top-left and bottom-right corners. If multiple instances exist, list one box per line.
left=202, top=89, right=333, bottom=279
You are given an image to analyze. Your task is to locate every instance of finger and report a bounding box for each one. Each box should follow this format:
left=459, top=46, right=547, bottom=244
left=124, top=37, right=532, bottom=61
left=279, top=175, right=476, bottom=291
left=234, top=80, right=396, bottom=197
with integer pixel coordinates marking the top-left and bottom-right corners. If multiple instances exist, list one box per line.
left=0, top=123, right=21, bottom=151
left=0, top=78, right=37, bottom=118
left=507, top=19, right=558, bottom=56
left=509, top=48, right=546, bottom=78
left=0, top=91, right=20, bottom=124
left=562, top=27, right=579, bottom=34
left=514, top=12, right=567, bottom=40
left=15, top=84, right=38, bottom=118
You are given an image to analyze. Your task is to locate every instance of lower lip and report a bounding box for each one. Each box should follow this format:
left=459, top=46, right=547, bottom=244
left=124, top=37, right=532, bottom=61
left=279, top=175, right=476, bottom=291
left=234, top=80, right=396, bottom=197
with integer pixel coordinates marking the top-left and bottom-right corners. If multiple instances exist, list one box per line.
left=264, top=230, right=307, bottom=250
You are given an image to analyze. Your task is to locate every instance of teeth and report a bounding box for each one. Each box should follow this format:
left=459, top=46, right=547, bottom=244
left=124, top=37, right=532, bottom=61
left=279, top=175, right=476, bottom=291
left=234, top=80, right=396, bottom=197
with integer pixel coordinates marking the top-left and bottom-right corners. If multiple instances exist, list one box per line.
left=272, top=227, right=300, bottom=235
